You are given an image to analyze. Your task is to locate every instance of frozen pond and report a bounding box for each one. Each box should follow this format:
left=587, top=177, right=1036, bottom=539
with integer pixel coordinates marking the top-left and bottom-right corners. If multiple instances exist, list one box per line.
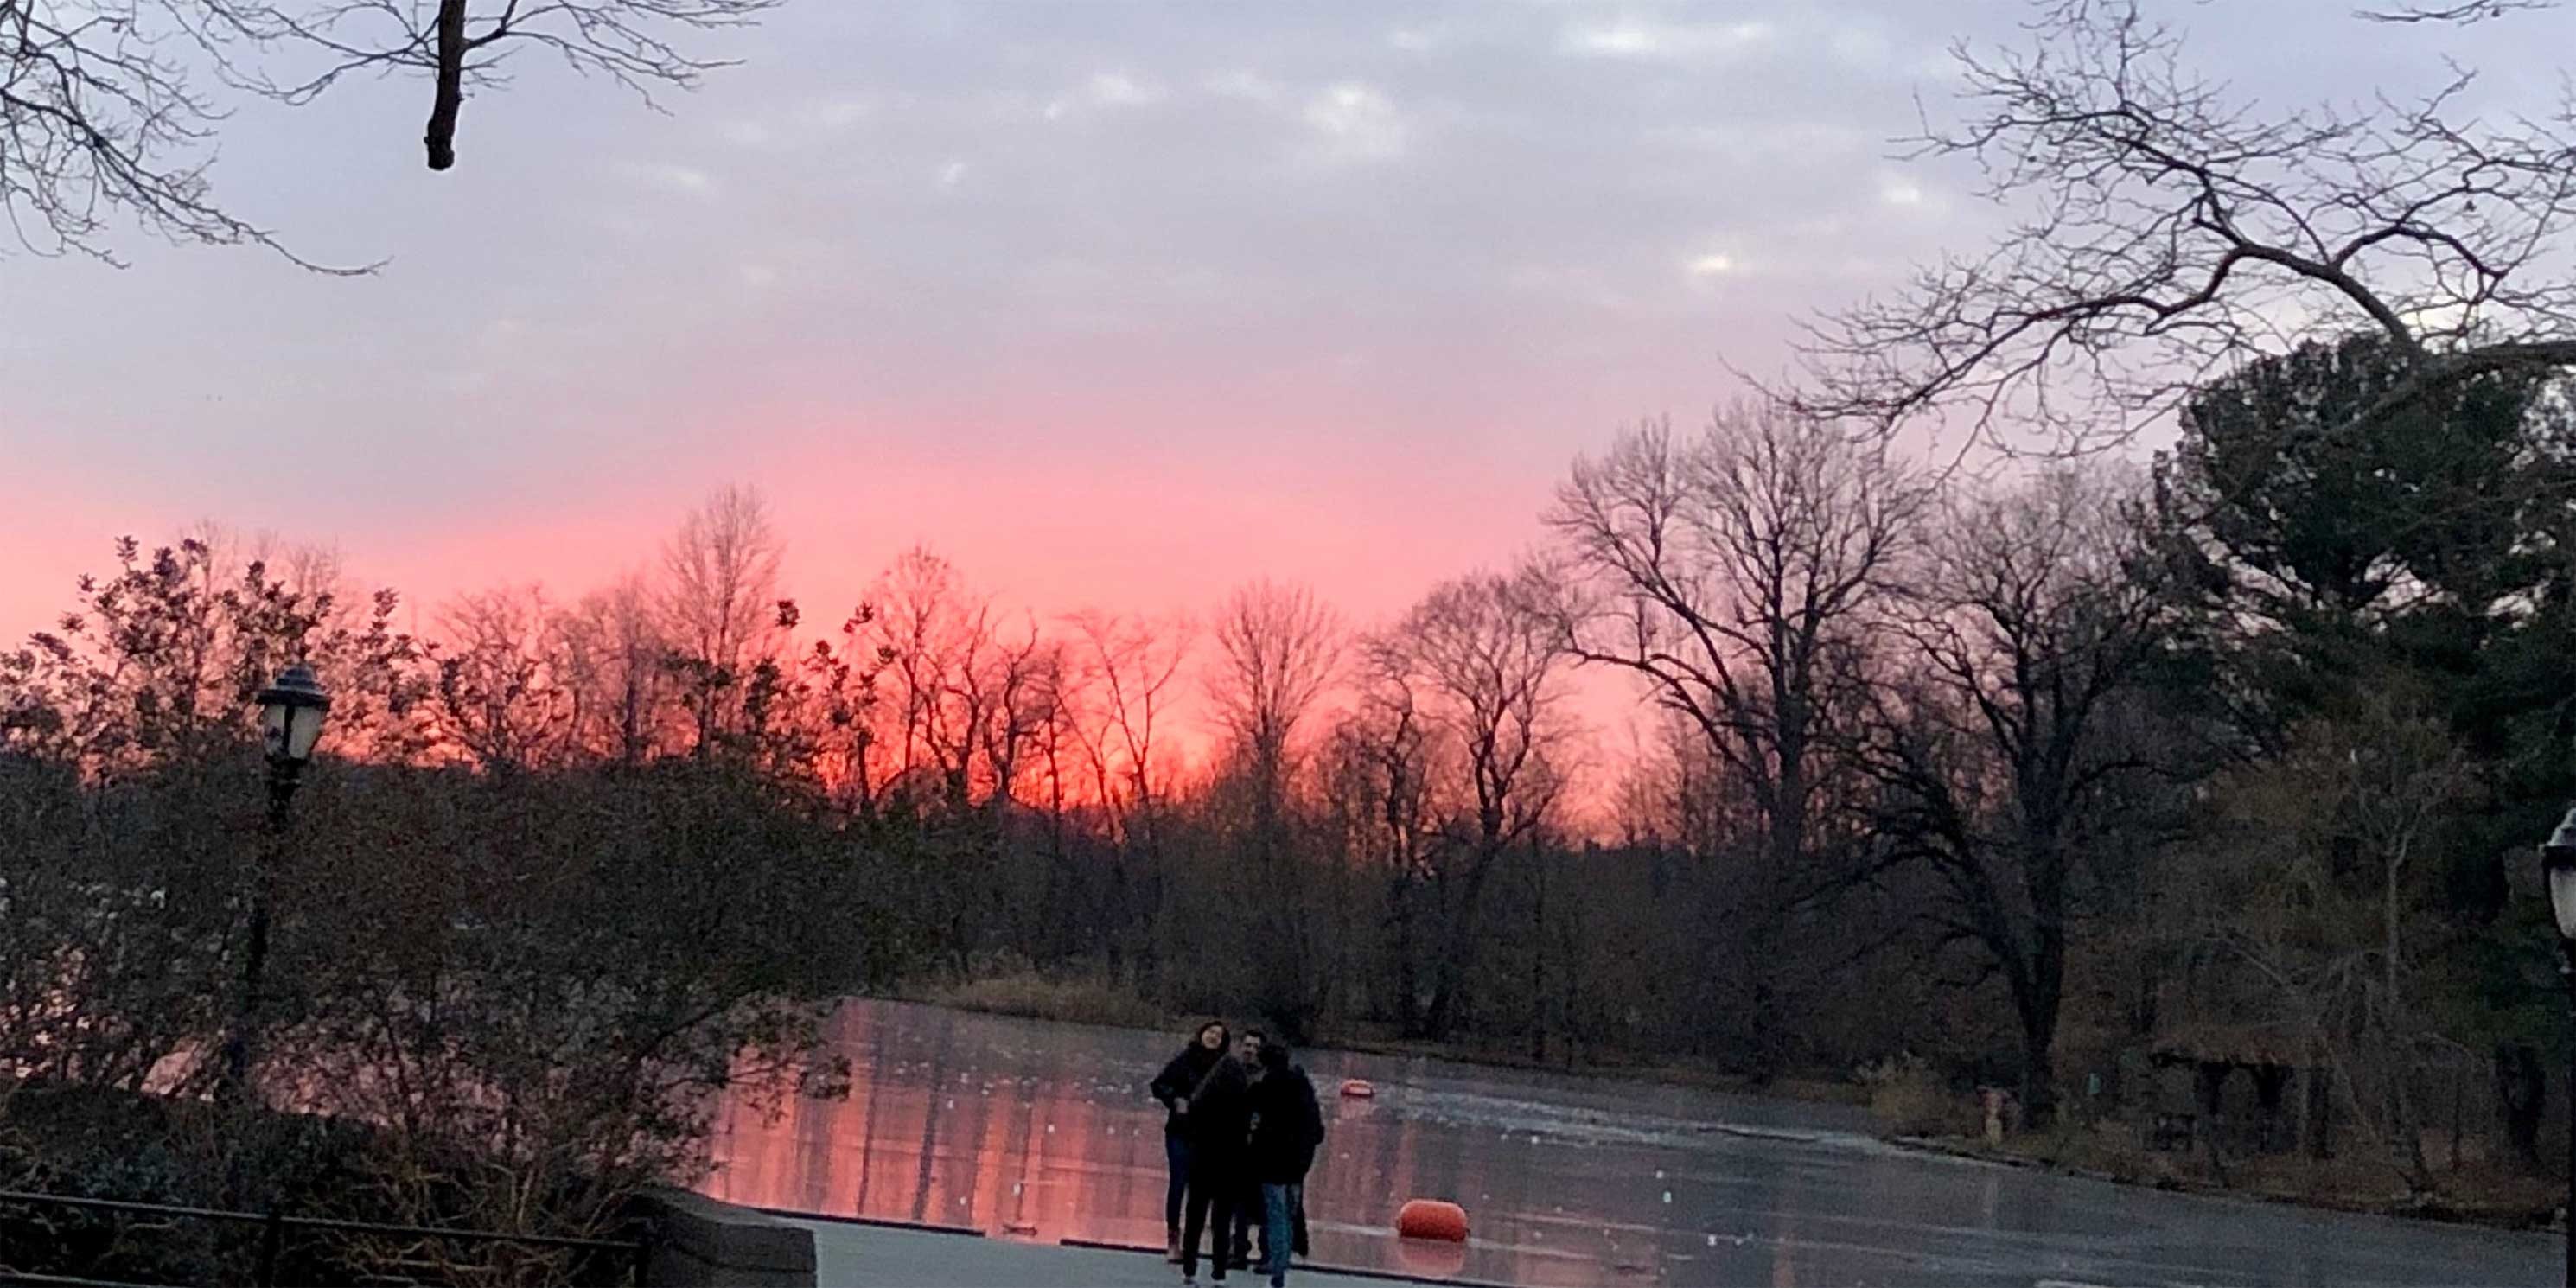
left=703, top=999, right=2556, bottom=1285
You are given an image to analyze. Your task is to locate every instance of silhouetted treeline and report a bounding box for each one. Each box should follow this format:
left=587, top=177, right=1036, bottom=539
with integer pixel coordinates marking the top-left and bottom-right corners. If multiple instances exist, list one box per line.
left=11, top=336, right=2576, bottom=1238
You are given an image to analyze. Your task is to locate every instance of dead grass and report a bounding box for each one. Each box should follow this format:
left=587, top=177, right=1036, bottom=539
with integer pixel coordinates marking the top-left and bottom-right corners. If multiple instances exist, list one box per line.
left=915, top=969, right=1170, bottom=1031
left=1856, top=1054, right=1980, bottom=1137
left=1326, top=1030, right=1871, bottom=1107
left=1903, top=1118, right=2566, bottom=1232
left=905, top=972, right=1875, bottom=1108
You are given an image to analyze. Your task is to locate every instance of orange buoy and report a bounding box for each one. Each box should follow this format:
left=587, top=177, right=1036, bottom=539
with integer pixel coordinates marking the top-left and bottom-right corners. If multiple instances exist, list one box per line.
left=1396, top=1198, right=1470, bottom=1243
left=1340, top=1078, right=1376, bottom=1099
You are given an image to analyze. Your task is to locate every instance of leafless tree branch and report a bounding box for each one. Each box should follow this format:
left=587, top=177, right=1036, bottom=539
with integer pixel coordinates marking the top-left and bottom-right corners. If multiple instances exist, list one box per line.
left=2357, top=0, right=2554, bottom=22
left=2, top=0, right=777, bottom=266
left=1796, top=0, right=2576, bottom=454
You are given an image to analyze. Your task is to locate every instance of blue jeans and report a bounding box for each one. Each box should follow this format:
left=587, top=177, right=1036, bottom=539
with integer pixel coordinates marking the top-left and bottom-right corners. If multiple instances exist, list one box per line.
left=1164, top=1132, right=1193, bottom=1236
left=1259, top=1183, right=1297, bottom=1285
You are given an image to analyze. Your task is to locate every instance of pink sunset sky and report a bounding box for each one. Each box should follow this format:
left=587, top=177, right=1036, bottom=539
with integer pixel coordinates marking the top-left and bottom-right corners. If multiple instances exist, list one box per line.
left=1, top=1, right=2546, bottom=767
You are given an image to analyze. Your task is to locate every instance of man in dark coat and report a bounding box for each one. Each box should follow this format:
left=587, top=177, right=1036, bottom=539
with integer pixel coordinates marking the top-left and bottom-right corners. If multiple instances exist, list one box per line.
left=1179, top=1031, right=1259, bottom=1285
left=1150, top=1020, right=1230, bottom=1262
left=1226, top=1030, right=1268, bottom=1270
left=1244, top=1041, right=1325, bottom=1286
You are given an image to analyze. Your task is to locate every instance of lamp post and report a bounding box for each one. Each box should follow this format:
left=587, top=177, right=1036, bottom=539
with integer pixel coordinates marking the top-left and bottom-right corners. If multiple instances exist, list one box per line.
left=219, top=663, right=330, bottom=1103
left=2540, top=807, right=2576, bottom=1288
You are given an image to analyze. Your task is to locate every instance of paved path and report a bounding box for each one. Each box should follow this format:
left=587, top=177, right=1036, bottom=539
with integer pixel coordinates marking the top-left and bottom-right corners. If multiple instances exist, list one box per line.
left=793, top=1207, right=2561, bottom=1287
left=794, top=1220, right=1473, bottom=1288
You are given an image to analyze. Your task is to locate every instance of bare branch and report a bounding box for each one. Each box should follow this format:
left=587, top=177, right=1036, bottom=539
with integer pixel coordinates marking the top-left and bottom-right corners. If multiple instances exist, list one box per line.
left=3, top=0, right=778, bottom=264
left=2358, top=0, right=2554, bottom=22
left=1798, top=0, right=2576, bottom=454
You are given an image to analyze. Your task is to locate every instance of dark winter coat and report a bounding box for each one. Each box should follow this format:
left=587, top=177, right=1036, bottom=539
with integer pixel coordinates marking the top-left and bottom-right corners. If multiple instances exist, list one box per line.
left=1182, top=1054, right=1257, bottom=1164
left=1149, top=1043, right=1226, bottom=1136
left=1244, top=1063, right=1325, bottom=1185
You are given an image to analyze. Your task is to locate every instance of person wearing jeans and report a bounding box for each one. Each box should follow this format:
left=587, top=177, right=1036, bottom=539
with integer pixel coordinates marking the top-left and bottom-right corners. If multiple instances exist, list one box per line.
left=1243, top=1041, right=1325, bottom=1286
left=1258, top=1182, right=1298, bottom=1287
left=1150, top=1020, right=1229, bottom=1262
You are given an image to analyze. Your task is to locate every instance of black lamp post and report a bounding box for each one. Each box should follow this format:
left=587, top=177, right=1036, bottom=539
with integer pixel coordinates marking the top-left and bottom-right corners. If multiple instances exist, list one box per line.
left=219, top=663, right=330, bottom=1103
left=2541, top=807, right=2576, bottom=1288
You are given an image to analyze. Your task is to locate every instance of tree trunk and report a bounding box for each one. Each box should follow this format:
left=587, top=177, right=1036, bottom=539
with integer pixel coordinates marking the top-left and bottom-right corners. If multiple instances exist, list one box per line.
left=2497, top=1043, right=2545, bottom=1166
left=1530, top=846, right=1548, bottom=1063
left=2019, top=1017, right=2057, bottom=1133
left=1391, top=876, right=1420, bottom=1037
left=1424, top=851, right=1502, bottom=1041
left=425, top=0, right=469, bottom=170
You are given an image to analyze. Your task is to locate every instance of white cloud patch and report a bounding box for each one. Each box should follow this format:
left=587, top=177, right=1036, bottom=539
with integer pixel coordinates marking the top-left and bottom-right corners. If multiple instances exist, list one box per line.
left=1087, top=72, right=1165, bottom=107
left=615, top=163, right=717, bottom=197
left=1203, top=69, right=1285, bottom=106
left=807, top=96, right=878, bottom=130
left=1504, top=264, right=1638, bottom=313
left=1825, top=22, right=1893, bottom=70
left=1686, top=252, right=1736, bottom=277
left=1647, top=120, right=1871, bottom=166
left=1302, top=82, right=1407, bottom=163
left=740, top=264, right=778, bottom=288
left=1045, top=71, right=1168, bottom=121
left=938, top=159, right=970, bottom=189
left=1564, top=16, right=1776, bottom=62
left=1878, top=178, right=1925, bottom=207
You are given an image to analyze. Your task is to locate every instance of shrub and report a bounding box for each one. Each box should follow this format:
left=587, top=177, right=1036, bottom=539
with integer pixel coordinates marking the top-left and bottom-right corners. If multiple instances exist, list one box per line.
left=1856, top=1054, right=1977, bottom=1138
left=930, top=966, right=1167, bottom=1030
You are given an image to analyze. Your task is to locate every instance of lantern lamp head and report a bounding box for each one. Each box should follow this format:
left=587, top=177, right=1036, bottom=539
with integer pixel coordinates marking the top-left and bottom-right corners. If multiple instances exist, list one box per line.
left=2541, top=807, right=2576, bottom=943
left=255, top=663, right=332, bottom=767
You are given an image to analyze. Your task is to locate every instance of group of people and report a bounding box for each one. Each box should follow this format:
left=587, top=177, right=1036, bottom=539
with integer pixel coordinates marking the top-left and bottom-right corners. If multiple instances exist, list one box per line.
left=1148, top=1021, right=1327, bottom=1287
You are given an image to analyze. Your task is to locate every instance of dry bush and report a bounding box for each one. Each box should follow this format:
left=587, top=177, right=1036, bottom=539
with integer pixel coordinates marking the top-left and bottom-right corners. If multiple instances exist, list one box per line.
left=1856, top=1055, right=1977, bottom=1138
left=928, top=965, right=1167, bottom=1031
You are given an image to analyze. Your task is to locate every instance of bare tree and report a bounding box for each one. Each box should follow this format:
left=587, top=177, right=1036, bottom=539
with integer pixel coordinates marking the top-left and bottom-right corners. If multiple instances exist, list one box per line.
left=1066, top=610, right=1194, bottom=982
left=2177, top=692, right=2479, bottom=1190
left=1067, top=611, right=1192, bottom=845
left=863, top=546, right=1007, bottom=812
left=435, top=583, right=572, bottom=770
left=554, top=572, right=673, bottom=765
left=661, top=484, right=784, bottom=754
left=1799, top=0, right=2576, bottom=452
left=1546, top=405, right=1927, bottom=1078
left=1326, top=641, right=1440, bottom=1033
left=1863, top=467, right=2173, bottom=1125
left=1207, top=579, right=1342, bottom=792
left=966, top=615, right=1057, bottom=811
left=3, top=0, right=777, bottom=265
left=1380, top=570, right=1573, bottom=1040
left=1206, top=578, right=1343, bottom=1035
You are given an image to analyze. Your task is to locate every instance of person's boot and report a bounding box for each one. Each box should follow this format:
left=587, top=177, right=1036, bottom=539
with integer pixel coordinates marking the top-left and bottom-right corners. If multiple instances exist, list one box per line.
left=1166, top=1231, right=1183, bottom=1264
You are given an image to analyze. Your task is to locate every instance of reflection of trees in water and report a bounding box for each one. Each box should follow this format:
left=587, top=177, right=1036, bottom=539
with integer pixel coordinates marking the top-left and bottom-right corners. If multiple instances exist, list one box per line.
left=707, top=1001, right=1757, bottom=1285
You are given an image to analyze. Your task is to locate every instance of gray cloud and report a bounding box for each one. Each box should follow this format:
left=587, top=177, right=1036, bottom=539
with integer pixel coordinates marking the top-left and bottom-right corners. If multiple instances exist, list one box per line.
left=4, top=0, right=2567, bottom=618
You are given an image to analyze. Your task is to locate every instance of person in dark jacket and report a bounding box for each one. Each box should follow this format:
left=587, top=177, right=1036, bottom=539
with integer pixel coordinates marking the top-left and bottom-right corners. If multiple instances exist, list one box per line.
left=1226, top=1030, right=1268, bottom=1270
left=1150, top=1020, right=1230, bottom=1262
left=1179, top=1030, right=1259, bottom=1285
left=1243, top=1042, right=1325, bottom=1287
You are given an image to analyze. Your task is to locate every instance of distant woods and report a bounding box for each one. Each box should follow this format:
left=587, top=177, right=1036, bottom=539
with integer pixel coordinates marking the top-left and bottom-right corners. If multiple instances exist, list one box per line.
left=14, top=345, right=2576, bottom=1221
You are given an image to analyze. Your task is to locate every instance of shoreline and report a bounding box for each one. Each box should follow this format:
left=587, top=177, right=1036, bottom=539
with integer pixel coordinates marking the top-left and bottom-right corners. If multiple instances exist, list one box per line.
left=1889, top=1132, right=2566, bottom=1236
left=883, top=979, right=1867, bottom=1108
left=885, top=983, right=2567, bottom=1239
